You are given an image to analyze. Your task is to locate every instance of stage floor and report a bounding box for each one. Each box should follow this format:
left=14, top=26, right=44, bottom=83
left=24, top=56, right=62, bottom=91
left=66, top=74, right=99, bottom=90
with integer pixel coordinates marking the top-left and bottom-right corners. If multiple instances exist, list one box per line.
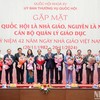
left=0, top=83, right=96, bottom=88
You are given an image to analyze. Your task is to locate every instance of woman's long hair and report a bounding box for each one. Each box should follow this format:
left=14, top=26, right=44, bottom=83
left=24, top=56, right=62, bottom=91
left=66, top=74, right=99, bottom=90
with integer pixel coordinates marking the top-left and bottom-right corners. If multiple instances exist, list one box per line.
left=66, top=49, right=72, bottom=56
left=27, top=49, right=33, bottom=56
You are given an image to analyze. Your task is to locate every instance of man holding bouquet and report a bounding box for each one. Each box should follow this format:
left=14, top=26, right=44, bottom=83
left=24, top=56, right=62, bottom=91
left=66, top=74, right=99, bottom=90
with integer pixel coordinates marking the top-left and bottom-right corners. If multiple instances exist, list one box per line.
left=45, top=48, right=55, bottom=84
left=54, top=47, right=64, bottom=84
left=74, top=49, right=83, bottom=84
left=34, top=49, right=45, bottom=84
left=15, top=48, right=25, bottom=84
left=83, top=49, right=95, bottom=84
left=4, top=49, right=14, bottom=84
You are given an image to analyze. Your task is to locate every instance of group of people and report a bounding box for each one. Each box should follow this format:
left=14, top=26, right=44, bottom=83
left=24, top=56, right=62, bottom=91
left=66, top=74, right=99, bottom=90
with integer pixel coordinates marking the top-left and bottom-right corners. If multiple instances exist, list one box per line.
left=0, top=47, right=100, bottom=85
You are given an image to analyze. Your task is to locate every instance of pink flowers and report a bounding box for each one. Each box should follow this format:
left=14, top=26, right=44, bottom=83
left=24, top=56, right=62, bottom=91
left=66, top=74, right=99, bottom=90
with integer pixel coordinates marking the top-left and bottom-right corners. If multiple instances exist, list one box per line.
left=27, top=57, right=34, bottom=70
left=87, top=56, right=95, bottom=71
left=75, top=56, right=83, bottom=72
left=36, top=56, right=45, bottom=70
left=65, top=56, right=74, bottom=70
left=54, top=55, right=63, bottom=69
left=76, top=56, right=83, bottom=65
left=88, top=56, right=95, bottom=65
left=3, top=57, right=13, bottom=70
left=5, top=58, right=13, bottom=65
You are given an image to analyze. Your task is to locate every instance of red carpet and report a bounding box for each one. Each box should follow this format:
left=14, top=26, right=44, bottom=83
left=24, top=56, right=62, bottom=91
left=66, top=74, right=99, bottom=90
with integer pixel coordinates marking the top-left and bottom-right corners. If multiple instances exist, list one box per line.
left=0, top=83, right=94, bottom=88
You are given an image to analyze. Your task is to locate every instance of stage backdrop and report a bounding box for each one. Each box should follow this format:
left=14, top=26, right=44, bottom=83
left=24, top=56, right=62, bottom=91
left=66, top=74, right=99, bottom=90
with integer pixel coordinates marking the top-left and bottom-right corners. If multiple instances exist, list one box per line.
left=0, top=0, right=100, bottom=84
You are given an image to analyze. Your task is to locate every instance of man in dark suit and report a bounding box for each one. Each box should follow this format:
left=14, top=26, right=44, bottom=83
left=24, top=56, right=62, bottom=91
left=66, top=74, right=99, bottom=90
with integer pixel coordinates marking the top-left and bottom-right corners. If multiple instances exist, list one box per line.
left=34, top=49, right=45, bottom=84
left=15, top=48, right=25, bottom=84
left=4, top=49, right=14, bottom=84
left=54, top=47, right=64, bottom=84
left=45, top=48, right=55, bottom=84
left=74, top=49, right=83, bottom=84
left=83, top=49, right=95, bottom=84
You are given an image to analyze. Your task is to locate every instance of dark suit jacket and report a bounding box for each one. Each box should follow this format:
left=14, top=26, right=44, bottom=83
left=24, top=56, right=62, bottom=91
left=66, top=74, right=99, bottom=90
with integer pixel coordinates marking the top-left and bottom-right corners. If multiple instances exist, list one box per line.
left=4, top=54, right=15, bottom=69
left=14, top=53, right=25, bottom=68
left=45, top=53, right=55, bottom=69
left=83, top=54, right=95, bottom=70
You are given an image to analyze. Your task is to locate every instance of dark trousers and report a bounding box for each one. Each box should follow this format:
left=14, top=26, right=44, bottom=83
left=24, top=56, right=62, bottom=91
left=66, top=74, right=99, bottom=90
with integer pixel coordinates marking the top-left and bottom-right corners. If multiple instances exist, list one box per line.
left=0, top=71, right=2, bottom=83
left=46, top=68, right=54, bottom=83
left=5, top=67, right=13, bottom=84
left=86, top=68, right=94, bottom=84
left=98, top=68, right=100, bottom=83
left=37, top=70, right=43, bottom=84
left=16, top=67, right=24, bottom=83
left=76, top=68, right=83, bottom=84
left=55, top=67, right=63, bottom=84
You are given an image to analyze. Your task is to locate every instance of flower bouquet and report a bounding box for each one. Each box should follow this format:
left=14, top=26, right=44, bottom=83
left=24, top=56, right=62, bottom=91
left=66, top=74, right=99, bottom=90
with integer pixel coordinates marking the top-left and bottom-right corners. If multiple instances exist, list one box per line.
left=33, top=83, right=52, bottom=94
left=54, top=55, right=63, bottom=71
left=76, top=56, right=83, bottom=72
left=0, top=54, right=3, bottom=71
left=40, top=84, right=52, bottom=94
left=67, top=56, right=74, bottom=70
left=36, top=56, right=45, bottom=70
left=27, top=57, right=34, bottom=77
left=3, top=57, right=13, bottom=70
left=17, top=55, right=26, bottom=68
left=27, top=57, right=34, bottom=70
left=87, top=56, right=95, bottom=71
